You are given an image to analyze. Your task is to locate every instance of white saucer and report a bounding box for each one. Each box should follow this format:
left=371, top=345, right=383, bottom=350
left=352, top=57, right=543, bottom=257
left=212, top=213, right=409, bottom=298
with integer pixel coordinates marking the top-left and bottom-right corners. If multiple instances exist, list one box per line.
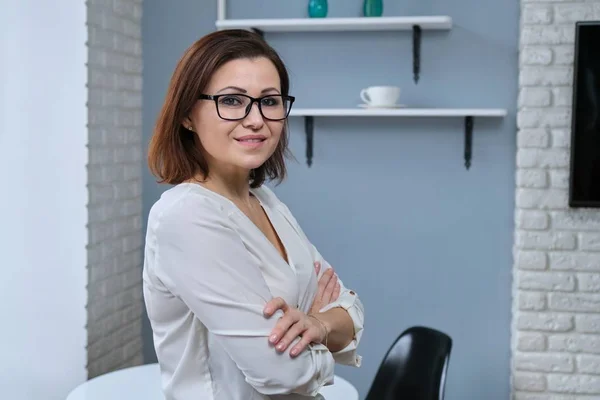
left=358, top=103, right=406, bottom=109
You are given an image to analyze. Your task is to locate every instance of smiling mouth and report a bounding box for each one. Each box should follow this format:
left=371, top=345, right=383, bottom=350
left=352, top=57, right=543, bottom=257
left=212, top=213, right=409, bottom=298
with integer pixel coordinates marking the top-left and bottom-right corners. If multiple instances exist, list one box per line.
left=235, top=138, right=266, bottom=143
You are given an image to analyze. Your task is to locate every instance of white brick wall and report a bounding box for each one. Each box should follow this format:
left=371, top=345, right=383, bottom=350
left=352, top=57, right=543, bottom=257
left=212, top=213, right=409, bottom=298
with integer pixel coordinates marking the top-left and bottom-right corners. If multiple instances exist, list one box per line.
left=86, top=0, right=144, bottom=378
left=513, top=0, right=600, bottom=398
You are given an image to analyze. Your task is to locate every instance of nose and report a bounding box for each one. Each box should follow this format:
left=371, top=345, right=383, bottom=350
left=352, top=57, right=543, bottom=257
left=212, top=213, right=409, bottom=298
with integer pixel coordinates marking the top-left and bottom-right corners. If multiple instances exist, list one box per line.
left=242, top=101, right=264, bottom=129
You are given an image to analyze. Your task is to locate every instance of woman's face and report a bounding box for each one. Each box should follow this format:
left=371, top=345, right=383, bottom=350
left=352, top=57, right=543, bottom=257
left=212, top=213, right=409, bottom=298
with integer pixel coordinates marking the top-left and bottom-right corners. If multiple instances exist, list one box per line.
left=186, top=57, right=286, bottom=175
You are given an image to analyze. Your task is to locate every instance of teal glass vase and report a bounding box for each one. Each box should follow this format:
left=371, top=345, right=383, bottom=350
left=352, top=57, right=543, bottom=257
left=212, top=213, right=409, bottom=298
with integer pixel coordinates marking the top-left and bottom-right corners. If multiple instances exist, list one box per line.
left=308, top=0, right=328, bottom=18
left=363, top=0, right=383, bottom=17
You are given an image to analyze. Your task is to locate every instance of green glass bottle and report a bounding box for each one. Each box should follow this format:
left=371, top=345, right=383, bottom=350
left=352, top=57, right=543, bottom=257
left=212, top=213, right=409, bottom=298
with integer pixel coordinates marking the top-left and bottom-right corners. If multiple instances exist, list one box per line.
left=363, top=0, right=383, bottom=17
left=308, top=0, right=328, bottom=18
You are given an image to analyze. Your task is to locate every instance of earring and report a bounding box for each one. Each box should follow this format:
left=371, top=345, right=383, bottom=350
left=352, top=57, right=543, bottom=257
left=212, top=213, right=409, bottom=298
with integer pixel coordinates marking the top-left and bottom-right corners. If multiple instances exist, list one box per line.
left=188, top=125, right=193, bottom=131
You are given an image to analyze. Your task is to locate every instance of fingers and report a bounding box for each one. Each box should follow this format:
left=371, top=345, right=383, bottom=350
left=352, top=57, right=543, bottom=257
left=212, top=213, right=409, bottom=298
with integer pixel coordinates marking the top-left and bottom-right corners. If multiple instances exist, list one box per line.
left=316, top=268, right=335, bottom=301
left=269, top=309, right=300, bottom=346
left=290, top=330, right=318, bottom=357
left=322, top=271, right=338, bottom=304
left=290, top=316, right=326, bottom=357
left=263, top=297, right=288, bottom=317
left=332, top=281, right=341, bottom=301
left=275, top=318, right=308, bottom=354
left=314, top=261, right=321, bottom=277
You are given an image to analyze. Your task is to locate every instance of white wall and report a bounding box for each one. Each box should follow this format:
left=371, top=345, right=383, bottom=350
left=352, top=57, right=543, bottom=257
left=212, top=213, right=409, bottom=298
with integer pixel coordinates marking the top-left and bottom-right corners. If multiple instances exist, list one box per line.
left=0, top=2, right=88, bottom=400
left=512, top=1, right=600, bottom=398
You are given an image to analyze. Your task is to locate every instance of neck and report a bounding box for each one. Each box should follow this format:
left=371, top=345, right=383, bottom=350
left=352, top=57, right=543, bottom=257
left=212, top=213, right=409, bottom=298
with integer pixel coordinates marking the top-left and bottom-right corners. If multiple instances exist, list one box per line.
left=194, top=163, right=253, bottom=203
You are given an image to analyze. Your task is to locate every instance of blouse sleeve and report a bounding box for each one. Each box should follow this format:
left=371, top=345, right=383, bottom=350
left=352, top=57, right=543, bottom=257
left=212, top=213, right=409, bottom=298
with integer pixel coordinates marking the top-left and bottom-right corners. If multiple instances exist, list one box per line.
left=275, top=200, right=364, bottom=368
left=150, top=195, right=335, bottom=397
left=309, top=245, right=364, bottom=367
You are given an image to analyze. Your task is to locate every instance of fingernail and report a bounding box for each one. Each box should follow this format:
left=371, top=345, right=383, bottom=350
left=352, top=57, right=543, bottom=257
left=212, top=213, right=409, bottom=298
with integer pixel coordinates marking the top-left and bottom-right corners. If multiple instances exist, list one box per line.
left=264, top=307, right=272, bottom=315
left=270, top=334, right=277, bottom=343
left=277, top=343, right=285, bottom=351
left=291, top=348, right=298, bottom=356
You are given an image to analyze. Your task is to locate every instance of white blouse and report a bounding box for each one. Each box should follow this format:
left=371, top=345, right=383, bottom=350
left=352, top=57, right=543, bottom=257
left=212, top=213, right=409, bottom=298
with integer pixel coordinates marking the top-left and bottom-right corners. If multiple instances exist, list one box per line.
left=142, top=183, right=364, bottom=400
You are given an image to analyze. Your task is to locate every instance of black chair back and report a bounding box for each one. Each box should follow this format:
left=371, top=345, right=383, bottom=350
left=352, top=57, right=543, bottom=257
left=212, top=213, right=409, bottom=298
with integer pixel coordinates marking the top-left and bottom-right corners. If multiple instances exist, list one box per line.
left=365, top=326, right=452, bottom=400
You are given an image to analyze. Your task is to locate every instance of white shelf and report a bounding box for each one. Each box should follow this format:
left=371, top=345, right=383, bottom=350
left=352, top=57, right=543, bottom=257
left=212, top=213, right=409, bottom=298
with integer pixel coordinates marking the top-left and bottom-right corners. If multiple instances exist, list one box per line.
left=289, top=108, right=507, bottom=117
left=288, top=107, right=507, bottom=169
left=215, top=16, right=452, bottom=32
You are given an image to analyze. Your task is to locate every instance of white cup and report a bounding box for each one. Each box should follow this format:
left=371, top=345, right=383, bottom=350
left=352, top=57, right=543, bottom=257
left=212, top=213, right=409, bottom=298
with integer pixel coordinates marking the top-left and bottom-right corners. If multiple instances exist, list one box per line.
left=360, top=86, right=401, bottom=107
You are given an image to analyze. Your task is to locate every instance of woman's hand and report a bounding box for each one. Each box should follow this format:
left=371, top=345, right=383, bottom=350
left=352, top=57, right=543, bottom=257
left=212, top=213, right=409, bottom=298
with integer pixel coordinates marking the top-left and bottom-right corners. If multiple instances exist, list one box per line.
left=262, top=262, right=339, bottom=357
left=263, top=298, right=328, bottom=357
left=309, top=261, right=341, bottom=315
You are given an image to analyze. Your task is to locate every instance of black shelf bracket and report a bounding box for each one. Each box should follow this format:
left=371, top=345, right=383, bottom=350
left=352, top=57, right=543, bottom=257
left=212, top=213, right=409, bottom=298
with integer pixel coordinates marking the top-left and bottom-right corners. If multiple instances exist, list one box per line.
left=464, top=116, right=474, bottom=170
left=305, top=116, right=314, bottom=167
left=298, top=115, right=481, bottom=169
left=412, top=25, right=421, bottom=84
left=251, top=28, right=265, bottom=38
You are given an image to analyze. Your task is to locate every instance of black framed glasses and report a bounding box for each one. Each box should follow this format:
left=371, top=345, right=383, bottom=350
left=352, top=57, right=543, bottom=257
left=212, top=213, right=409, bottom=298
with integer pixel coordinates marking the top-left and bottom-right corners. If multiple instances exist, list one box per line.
left=199, top=93, right=295, bottom=121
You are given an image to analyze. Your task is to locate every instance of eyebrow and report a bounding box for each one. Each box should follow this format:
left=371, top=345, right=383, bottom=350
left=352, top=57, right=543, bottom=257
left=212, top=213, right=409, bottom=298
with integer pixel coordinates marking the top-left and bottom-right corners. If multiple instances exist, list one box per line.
left=261, top=87, right=280, bottom=94
left=216, top=86, right=281, bottom=94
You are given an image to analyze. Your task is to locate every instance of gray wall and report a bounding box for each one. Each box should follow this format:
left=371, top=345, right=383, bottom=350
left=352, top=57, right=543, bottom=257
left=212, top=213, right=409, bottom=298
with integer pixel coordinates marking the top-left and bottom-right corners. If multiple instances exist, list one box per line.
left=142, top=1, right=519, bottom=399
left=141, top=0, right=219, bottom=368
left=87, top=0, right=145, bottom=378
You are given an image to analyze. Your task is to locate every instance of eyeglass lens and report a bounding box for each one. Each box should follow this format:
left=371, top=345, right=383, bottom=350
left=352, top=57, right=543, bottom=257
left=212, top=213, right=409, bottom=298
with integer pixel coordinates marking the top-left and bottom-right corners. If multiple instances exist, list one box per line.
left=216, top=95, right=291, bottom=120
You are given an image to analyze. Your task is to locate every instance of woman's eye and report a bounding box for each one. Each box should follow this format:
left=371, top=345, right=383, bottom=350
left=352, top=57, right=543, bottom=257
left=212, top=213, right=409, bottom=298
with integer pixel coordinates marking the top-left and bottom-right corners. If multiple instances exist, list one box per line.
left=219, top=96, right=243, bottom=106
left=261, top=97, right=281, bottom=107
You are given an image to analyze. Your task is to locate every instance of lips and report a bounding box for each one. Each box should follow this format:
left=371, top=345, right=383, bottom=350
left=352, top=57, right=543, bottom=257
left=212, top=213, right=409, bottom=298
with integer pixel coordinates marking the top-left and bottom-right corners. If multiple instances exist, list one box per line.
left=235, top=135, right=267, bottom=143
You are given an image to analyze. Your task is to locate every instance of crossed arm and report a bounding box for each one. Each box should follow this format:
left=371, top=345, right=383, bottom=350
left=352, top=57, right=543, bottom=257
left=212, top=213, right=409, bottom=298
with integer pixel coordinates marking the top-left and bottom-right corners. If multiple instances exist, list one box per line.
left=263, top=262, right=358, bottom=356
left=273, top=201, right=365, bottom=367
left=153, top=203, right=336, bottom=396
left=153, top=196, right=363, bottom=395
left=309, top=251, right=365, bottom=367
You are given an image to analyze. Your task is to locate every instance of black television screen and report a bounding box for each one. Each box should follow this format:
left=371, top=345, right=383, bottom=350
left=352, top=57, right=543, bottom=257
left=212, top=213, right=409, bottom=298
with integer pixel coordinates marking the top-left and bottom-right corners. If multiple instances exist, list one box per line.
left=569, top=21, right=600, bottom=208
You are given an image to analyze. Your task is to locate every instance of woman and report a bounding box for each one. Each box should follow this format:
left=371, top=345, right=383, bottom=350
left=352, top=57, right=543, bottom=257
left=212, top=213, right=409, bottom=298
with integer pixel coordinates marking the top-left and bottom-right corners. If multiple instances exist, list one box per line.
left=143, top=29, right=364, bottom=400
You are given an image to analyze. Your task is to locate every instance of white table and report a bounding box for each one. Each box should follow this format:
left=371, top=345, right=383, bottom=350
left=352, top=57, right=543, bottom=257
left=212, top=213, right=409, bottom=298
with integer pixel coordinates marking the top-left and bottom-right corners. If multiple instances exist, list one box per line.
left=66, top=363, right=358, bottom=400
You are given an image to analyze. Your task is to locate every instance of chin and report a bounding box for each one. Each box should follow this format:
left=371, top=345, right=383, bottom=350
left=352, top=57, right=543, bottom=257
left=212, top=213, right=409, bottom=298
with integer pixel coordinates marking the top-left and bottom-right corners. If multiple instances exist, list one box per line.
left=236, top=155, right=271, bottom=170
left=232, top=146, right=277, bottom=169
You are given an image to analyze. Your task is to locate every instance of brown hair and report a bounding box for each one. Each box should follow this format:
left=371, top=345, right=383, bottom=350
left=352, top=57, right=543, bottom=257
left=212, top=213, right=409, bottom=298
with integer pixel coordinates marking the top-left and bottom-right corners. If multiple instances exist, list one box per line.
left=147, top=29, right=291, bottom=188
